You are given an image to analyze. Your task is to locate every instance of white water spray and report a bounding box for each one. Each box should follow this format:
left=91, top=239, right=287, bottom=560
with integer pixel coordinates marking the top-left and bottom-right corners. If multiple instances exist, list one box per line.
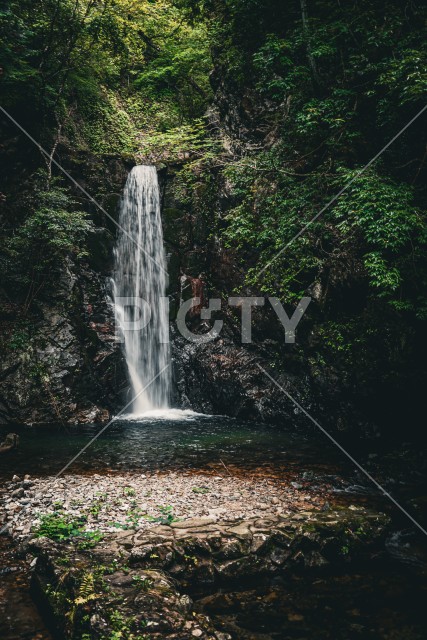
left=113, top=165, right=171, bottom=414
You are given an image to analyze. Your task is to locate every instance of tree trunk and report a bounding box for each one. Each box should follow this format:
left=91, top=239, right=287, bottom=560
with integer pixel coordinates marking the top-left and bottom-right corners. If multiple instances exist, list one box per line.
left=300, top=0, right=320, bottom=88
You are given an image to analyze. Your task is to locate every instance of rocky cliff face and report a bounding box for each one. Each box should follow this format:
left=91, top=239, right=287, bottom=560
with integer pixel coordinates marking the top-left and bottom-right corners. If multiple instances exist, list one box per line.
left=0, top=254, right=129, bottom=426
left=157, top=159, right=326, bottom=429
left=0, top=148, right=129, bottom=425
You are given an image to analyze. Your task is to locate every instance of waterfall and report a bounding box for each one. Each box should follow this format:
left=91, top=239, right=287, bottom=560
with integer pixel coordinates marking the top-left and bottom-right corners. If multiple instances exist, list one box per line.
left=113, top=165, right=171, bottom=414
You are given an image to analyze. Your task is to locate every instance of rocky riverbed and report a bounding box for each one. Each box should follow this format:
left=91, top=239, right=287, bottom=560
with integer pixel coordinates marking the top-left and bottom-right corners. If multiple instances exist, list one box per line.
left=2, top=470, right=329, bottom=539
left=0, top=470, right=396, bottom=640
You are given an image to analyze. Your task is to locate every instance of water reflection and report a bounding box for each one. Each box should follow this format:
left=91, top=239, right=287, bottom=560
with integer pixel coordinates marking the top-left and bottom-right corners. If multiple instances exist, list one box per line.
left=0, top=415, right=343, bottom=479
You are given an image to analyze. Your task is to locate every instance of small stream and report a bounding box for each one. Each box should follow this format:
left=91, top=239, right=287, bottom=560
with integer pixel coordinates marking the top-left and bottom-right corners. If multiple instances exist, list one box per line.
left=1, top=416, right=427, bottom=639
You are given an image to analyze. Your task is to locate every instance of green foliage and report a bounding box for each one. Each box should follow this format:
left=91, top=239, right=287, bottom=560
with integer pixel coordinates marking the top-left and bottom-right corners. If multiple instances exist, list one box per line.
left=126, top=503, right=145, bottom=528
left=145, top=505, right=178, bottom=525
left=223, top=154, right=426, bottom=311
left=134, top=11, right=212, bottom=125
left=170, top=0, right=427, bottom=420
left=77, top=530, right=104, bottom=550
left=192, top=486, right=210, bottom=494
left=33, top=512, right=87, bottom=541
left=138, top=119, right=219, bottom=161
left=378, top=47, right=427, bottom=106
left=3, top=171, right=93, bottom=299
left=222, top=150, right=324, bottom=300
left=109, top=503, right=178, bottom=528
left=45, top=562, right=148, bottom=640
left=253, top=34, right=306, bottom=98
left=12, top=183, right=91, bottom=260
left=33, top=511, right=103, bottom=547
left=74, top=572, right=98, bottom=607
left=1, top=0, right=211, bottom=156
left=106, top=610, right=148, bottom=640
left=131, top=575, right=153, bottom=591
left=107, top=499, right=176, bottom=529
left=69, top=88, right=139, bottom=155
left=332, top=168, right=425, bottom=301
left=8, top=327, right=30, bottom=350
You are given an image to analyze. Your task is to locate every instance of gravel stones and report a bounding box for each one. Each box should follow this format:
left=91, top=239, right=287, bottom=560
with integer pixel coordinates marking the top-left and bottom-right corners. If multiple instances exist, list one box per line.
left=3, top=471, right=322, bottom=540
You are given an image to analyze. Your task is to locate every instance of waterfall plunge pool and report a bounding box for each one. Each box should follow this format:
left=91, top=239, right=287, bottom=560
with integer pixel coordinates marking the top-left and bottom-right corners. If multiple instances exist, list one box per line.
left=0, top=414, right=346, bottom=479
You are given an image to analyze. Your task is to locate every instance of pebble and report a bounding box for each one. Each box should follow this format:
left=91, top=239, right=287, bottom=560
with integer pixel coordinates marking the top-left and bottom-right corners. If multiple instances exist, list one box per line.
left=4, top=471, right=322, bottom=540
left=256, top=503, right=269, bottom=510
left=291, top=482, right=303, bottom=489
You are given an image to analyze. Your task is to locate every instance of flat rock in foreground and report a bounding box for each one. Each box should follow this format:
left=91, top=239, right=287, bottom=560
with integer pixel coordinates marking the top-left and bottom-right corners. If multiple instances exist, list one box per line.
left=26, top=506, right=389, bottom=639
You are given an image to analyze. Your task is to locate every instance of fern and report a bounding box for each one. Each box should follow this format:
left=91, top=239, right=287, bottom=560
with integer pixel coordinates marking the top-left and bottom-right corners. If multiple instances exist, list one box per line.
left=66, top=572, right=100, bottom=624
left=74, top=593, right=98, bottom=606
left=77, top=572, right=97, bottom=602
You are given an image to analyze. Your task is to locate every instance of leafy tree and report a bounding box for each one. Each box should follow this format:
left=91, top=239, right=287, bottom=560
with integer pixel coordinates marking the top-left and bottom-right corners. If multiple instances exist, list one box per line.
left=3, top=172, right=92, bottom=306
left=1, top=0, right=212, bottom=155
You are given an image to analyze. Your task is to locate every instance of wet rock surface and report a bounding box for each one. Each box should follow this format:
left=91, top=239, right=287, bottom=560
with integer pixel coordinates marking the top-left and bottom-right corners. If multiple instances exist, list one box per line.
left=0, top=259, right=127, bottom=427
left=171, top=324, right=313, bottom=424
left=195, top=566, right=427, bottom=640
left=24, top=503, right=388, bottom=639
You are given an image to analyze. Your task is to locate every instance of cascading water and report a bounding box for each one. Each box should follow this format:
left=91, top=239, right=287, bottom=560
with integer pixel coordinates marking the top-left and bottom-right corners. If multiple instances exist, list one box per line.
left=113, top=165, right=171, bottom=414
